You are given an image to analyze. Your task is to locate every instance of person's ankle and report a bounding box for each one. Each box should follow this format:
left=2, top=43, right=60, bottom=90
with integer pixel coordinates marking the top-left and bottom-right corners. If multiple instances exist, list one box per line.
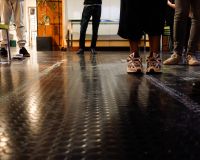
left=131, top=52, right=139, bottom=58
left=76, top=48, right=84, bottom=54
left=149, top=52, right=160, bottom=57
left=90, top=48, right=97, bottom=54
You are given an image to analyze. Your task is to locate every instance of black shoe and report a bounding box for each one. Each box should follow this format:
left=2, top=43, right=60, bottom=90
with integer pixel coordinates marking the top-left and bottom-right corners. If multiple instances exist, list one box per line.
left=90, top=48, right=97, bottom=54
left=19, top=47, right=30, bottom=57
left=76, top=48, right=84, bottom=54
left=0, top=48, right=8, bottom=57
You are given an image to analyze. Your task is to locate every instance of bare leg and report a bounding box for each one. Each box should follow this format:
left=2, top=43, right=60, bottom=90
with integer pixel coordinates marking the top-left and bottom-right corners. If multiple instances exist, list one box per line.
left=149, top=35, right=160, bottom=56
left=129, top=39, right=140, bottom=57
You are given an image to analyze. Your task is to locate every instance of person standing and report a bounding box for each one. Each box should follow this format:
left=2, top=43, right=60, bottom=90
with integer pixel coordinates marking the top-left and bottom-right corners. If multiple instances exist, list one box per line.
left=118, top=0, right=167, bottom=73
left=0, top=0, right=30, bottom=57
left=76, top=0, right=102, bottom=55
left=165, top=0, right=192, bottom=54
left=163, top=0, right=200, bottom=65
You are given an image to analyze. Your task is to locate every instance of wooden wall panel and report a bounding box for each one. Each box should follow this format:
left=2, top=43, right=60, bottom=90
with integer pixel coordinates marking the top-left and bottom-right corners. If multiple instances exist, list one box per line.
left=37, top=0, right=63, bottom=50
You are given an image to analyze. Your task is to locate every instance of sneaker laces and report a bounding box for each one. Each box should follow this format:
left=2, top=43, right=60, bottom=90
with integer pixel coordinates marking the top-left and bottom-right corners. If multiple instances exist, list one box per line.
left=127, top=53, right=142, bottom=68
left=147, top=55, right=161, bottom=69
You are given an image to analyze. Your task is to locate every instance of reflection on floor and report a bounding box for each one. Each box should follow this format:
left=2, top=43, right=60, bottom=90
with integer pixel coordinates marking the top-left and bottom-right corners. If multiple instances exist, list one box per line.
left=1, top=49, right=200, bottom=160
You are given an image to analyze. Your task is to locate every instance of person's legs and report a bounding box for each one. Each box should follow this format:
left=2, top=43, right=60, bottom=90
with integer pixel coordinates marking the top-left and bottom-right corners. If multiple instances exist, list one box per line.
left=149, top=35, right=161, bottom=56
left=163, top=0, right=190, bottom=65
left=145, top=0, right=165, bottom=49
left=146, top=35, right=162, bottom=72
left=78, top=6, right=92, bottom=54
left=187, top=0, right=200, bottom=54
left=13, top=0, right=26, bottom=48
left=127, top=39, right=143, bottom=73
left=12, top=0, right=30, bottom=57
left=91, top=5, right=101, bottom=53
left=118, top=0, right=144, bottom=73
left=183, top=17, right=191, bottom=52
left=185, top=0, right=200, bottom=65
left=173, top=0, right=190, bottom=55
left=144, top=0, right=165, bottom=72
left=0, top=0, right=12, bottom=57
left=129, top=40, right=140, bottom=57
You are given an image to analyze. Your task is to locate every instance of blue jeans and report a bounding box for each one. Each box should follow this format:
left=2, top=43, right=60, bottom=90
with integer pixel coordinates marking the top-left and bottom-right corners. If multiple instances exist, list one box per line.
left=79, top=5, right=101, bottom=49
left=174, top=0, right=200, bottom=55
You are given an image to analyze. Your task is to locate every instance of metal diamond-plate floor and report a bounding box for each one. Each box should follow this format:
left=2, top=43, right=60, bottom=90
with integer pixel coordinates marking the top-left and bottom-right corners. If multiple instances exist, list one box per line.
left=1, top=50, right=200, bottom=160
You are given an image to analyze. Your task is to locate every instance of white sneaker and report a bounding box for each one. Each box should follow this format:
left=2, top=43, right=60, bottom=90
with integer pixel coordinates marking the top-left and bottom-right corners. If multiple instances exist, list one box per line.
left=163, top=53, right=181, bottom=65
left=146, top=54, right=162, bottom=73
left=187, top=55, right=200, bottom=66
left=127, top=53, right=143, bottom=73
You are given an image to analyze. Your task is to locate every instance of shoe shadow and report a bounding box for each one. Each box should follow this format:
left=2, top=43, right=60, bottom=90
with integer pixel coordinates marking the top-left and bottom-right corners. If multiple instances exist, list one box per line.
left=127, top=72, right=144, bottom=77
left=146, top=72, right=162, bottom=75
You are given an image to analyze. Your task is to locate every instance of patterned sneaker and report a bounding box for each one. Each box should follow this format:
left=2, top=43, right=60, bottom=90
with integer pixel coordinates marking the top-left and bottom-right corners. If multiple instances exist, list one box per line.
left=0, top=48, right=8, bottom=57
left=186, top=55, right=200, bottom=66
left=146, top=54, right=162, bottom=73
left=163, top=52, right=181, bottom=65
left=127, top=53, right=143, bottom=73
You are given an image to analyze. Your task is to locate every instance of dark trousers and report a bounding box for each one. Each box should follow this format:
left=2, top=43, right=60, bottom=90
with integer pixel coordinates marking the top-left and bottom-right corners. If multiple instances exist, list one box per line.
left=174, top=0, right=200, bottom=54
left=79, top=5, right=101, bottom=49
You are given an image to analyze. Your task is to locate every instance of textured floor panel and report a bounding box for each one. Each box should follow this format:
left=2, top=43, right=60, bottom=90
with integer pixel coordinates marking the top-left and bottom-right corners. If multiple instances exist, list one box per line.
left=1, top=51, right=200, bottom=160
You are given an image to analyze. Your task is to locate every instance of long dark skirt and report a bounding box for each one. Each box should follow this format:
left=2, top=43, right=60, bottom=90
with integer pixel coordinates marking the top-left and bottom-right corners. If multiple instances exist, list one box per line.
left=118, top=0, right=167, bottom=41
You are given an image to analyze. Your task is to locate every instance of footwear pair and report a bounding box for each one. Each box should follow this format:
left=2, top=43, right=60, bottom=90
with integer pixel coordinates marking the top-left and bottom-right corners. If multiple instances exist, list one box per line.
left=0, top=47, right=30, bottom=57
left=127, top=52, right=161, bottom=73
left=163, top=52, right=200, bottom=66
left=76, top=48, right=97, bottom=55
left=0, top=48, right=8, bottom=57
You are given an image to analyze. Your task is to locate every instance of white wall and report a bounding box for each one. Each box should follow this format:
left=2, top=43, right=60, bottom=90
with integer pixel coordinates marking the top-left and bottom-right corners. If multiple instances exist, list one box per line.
left=25, top=0, right=37, bottom=47
left=67, top=0, right=120, bottom=20
left=101, top=0, right=120, bottom=20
